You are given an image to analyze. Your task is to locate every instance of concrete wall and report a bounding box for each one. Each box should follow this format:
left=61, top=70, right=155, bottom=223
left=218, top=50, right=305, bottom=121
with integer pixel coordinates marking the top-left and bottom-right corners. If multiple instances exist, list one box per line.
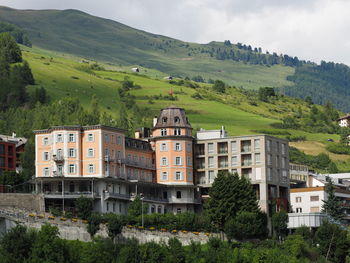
left=0, top=194, right=45, bottom=212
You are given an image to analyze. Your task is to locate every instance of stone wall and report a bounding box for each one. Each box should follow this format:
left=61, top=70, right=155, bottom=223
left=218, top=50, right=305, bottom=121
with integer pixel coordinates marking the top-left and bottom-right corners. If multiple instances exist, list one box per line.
left=0, top=194, right=45, bottom=212
left=0, top=214, right=216, bottom=244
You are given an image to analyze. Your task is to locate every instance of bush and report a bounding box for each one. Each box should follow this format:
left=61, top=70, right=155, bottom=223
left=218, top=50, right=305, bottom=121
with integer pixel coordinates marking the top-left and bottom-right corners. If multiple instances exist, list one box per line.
left=49, top=207, right=62, bottom=217
left=87, top=213, right=102, bottom=237
left=286, top=135, right=306, bottom=142
left=326, top=143, right=350, bottom=155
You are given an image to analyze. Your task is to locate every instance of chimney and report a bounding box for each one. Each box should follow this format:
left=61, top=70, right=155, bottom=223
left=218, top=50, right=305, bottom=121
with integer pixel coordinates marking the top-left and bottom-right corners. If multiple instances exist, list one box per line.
left=12, top=132, right=16, bottom=138
left=153, top=116, right=158, bottom=127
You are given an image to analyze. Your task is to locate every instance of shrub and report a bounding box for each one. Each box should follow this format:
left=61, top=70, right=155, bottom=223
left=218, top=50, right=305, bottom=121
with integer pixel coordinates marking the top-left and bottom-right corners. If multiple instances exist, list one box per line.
left=75, top=196, right=94, bottom=219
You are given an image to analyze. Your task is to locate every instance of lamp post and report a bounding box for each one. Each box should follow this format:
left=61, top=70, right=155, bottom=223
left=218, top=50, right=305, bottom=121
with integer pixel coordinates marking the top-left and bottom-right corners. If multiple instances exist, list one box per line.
left=140, top=193, right=144, bottom=228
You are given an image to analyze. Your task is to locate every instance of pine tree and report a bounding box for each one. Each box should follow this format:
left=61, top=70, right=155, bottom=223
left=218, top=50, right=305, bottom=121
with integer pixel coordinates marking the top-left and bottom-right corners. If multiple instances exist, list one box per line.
left=206, top=171, right=260, bottom=230
left=322, top=176, right=343, bottom=221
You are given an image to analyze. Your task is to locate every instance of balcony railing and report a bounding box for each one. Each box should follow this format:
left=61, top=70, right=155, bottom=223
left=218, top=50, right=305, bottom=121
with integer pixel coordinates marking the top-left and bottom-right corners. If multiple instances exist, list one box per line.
left=52, top=155, right=64, bottom=162
left=125, top=159, right=155, bottom=170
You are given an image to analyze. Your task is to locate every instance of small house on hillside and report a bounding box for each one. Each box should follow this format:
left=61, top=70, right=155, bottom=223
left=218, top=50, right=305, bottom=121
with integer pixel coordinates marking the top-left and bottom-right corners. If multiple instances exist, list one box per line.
left=131, top=67, right=140, bottom=73
left=337, top=114, right=350, bottom=127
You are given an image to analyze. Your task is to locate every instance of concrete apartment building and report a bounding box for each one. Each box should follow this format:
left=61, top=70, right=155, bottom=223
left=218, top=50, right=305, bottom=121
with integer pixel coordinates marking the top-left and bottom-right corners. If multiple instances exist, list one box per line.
left=34, top=106, right=289, bottom=216
left=195, top=128, right=290, bottom=215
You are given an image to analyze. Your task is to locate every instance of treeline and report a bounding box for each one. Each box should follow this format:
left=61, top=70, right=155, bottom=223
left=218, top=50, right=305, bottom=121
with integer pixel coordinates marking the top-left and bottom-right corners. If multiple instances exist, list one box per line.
left=284, top=62, right=350, bottom=112
left=0, top=21, right=31, bottom=47
left=1, top=221, right=348, bottom=263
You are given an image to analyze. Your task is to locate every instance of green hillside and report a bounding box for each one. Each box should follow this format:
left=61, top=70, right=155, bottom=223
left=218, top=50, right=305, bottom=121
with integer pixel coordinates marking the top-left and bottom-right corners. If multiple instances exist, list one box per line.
left=0, top=6, right=294, bottom=90
left=18, top=44, right=350, bottom=171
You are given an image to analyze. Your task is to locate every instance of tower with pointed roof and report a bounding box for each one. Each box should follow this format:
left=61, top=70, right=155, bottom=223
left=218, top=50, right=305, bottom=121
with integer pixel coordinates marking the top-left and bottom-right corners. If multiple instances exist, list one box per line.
left=151, top=106, right=199, bottom=213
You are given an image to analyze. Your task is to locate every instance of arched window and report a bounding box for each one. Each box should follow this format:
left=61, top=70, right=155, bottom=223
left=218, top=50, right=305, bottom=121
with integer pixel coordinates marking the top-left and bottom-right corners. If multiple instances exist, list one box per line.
left=151, top=205, right=155, bottom=213
left=174, top=117, right=180, bottom=123
left=157, top=205, right=162, bottom=213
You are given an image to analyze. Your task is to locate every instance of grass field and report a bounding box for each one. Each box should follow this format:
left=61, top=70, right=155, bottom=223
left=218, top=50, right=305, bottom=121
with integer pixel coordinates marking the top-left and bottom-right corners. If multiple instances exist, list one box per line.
left=22, top=45, right=349, bottom=170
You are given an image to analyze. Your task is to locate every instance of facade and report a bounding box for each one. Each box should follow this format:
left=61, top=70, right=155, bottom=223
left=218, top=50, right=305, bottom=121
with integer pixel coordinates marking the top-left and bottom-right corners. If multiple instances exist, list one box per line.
left=289, top=163, right=309, bottom=188
left=290, top=175, right=350, bottom=223
left=34, top=106, right=289, bottom=216
left=0, top=133, right=27, bottom=175
left=194, top=129, right=290, bottom=215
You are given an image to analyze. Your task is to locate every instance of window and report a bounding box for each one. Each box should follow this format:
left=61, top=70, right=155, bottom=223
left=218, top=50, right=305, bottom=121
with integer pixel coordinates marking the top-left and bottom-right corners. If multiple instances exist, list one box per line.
left=88, top=164, right=95, bottom=173
left=68, top=134, right=75, bottom=142
left=43, top=152, right=49, bottom=161
left=161, top=157, right=168, bottom=166
left=187, top=157, right=192, bottom=165
left=57, top=165, right=63, bottom=175
left=117, top=136, right=122, bottom=145
left=176, top=208, right=182, bottom=214
left=208, top=157, right=214, bottom=168
left=267, top=168, right=272, bottom=181
left=175, top=157, right=182, bottom=165
left=254, top=139, right=260, bottom=150
left=56, top=134, right=63, bottom=143
left=231, top=156, right=237, bottom=166
left=275, top=156, right=279, bottom=168
left=282, top=157, right=286, bottom=169
left=113, top=203, right=116, bottom=212
left=231, top=141, right=237, bottom=152
left=43, top=137, right=49, bottom=146
left=161, top=172, right=168, bottom=181
left=69, top=148, right=76, bottom=158
left=187, top=171, right=193, bottom=181
left=174, top=128, right=181, bottom=135
left=104, top=134, right=109, bottom=143
left=157, top=206, right=162, bottom=213
left=106, top=202, right=109, bottom=212
left=186, top=143, right=192, bottom=152
left=208, top=170, right=215, bottom=183
left=87, top=133, right=94, bottom=142
left=175, top=142, right=181, bottom=151
left=310, top=196, right=319, bottom=201
left=160, top=143, right=167, bottom=151
left=296, top=207, right=302, bottom=213
left=43, top=167, right=50, bottom=176
left=176, top=191, right=182, bottom=199
left=57, top=149, right=63, bottom=158
left=174, top=116, right=180, bottom=123
left=296, top=196, right=302, bottom=203
left=69, top=164, right=76, bottom=174
left=161, top=129, right=167, bottom=136
left=281, top=143, right=286, bottom=155
left=175, top=171, right=182, bottom=180
left=267, top=140, right=271, bottom=151
left=162, top=117, right=167, bottom=123
left=208, top=143, right=214, bottom=154
left=310, top=207, right=320, bottom=212
left=87, top=148, right=94, bottom=157
left=267, top=154, right=272, bottom=165
left=255, top=153, right=261, bottom=164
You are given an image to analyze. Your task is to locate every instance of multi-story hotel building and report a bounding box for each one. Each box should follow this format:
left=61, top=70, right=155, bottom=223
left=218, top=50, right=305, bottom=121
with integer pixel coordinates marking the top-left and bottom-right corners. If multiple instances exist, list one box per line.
left=194, top=128, right=290, bottom=215
left=34, top=106, right=289, bottom=216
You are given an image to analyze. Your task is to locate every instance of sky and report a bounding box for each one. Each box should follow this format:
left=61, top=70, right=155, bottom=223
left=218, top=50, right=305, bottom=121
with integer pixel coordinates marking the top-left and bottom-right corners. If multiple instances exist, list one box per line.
left=1, top=0, right=350, bottom=65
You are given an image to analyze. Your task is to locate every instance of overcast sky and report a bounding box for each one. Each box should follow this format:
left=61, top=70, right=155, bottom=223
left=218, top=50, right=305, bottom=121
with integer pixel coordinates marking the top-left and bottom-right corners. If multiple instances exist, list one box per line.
left=2, top=0, right=350, bottom=65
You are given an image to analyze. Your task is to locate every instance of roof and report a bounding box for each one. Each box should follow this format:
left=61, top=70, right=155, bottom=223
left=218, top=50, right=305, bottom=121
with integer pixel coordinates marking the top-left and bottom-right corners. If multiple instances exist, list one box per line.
left=153, top=106, right=192, bottom=129
left=0, top=134, right=27, bottom=148
left=337, top=114, right=350, bottom=121
left=33, top=124, right=126, bottom=134
left=290, top=186, right=325, bottom=193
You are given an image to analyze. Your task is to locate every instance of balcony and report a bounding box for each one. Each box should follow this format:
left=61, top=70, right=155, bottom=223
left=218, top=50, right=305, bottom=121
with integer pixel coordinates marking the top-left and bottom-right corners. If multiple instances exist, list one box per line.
left=125, top=159, right=156, bottom=170
left=52, top=171, right=64, bottom=177
left=52, top=154, right=64, bottom=163
left=167, top=197, right=202, bottom=204
left=44, top=191, right=98, bottom=199
left=104, top=192, right=131, bottom=201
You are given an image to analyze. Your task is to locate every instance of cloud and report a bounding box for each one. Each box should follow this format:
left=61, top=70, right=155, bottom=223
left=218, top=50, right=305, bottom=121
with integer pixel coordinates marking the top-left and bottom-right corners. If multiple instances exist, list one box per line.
left=1, top=0, right=350, bottom=64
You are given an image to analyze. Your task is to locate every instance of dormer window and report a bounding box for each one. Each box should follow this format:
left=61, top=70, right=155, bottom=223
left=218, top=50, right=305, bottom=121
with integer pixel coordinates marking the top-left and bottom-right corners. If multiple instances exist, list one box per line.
left=162, top=117, right=168, bottom=123
left=174, top=117, right=180, bottom=124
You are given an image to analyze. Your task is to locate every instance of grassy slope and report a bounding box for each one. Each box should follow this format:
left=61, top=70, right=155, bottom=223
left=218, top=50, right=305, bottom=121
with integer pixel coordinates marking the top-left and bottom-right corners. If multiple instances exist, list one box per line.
left=22, top=45, right=350, bottom=171
left=0, top=6, right=294, bottom=89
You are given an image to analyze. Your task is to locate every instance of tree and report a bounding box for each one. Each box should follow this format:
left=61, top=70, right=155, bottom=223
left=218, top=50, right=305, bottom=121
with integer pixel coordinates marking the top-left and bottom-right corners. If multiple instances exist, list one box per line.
left=0, top=225, right=36, bottom=263
left=322, top=176, right=343, bottom=221
left=19, top=61, right=34, bottom=85
left=107, top=215, right=123, bottom=240
left=87, top=213, right=102, bottom=237
left=128, top=196, right=149, bottom=217
left=258, top=87, right=275, bottom=102
left=315, top=220, right=349, bottom=263
left=212, top=80, right=226, bottom=93
left=271, top=211, right=288, bottom=241
left=75, top=196, right=94, bottom=219
left=0, top=32, right=22, bottom=63
left=224, top=211, right=268, bottom=241
left=206, top=171, right=260, bottom=230
left=166, top=238, right=185, bottom=263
